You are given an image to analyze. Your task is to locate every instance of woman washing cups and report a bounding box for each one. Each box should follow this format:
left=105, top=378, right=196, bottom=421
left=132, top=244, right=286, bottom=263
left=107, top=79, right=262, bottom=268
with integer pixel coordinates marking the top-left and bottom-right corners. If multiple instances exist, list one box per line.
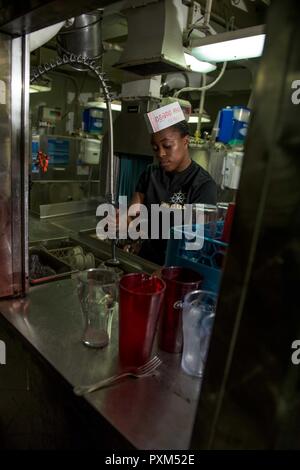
left=108, top=104, right=217, bottom=266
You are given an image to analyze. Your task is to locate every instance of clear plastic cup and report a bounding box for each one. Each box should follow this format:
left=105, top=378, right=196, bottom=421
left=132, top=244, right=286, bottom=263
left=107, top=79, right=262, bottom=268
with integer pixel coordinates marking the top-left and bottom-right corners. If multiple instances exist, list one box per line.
left=181, top=290, right=217, bottom=377
left=76, top=269, right=119, bottom=348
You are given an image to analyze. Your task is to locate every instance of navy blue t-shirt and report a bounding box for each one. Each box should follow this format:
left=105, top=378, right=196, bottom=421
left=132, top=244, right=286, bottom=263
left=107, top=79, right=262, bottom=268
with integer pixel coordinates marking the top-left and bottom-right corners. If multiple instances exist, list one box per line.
left=136, top=160, right=216, bottom=208
left=135, top=161, right=217, bottom=265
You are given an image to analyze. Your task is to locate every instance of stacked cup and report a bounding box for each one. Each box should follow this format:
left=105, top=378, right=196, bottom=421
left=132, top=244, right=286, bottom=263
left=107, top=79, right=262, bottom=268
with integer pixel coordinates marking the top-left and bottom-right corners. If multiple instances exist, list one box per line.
left=181, top=290, right=217, bottom=377
left=118, top=267, right=217, bottom=378
left=118, top=273, right=165, bottom=367
left=158, top=267, right=203, bottom=353
left=76, top=266, right=217, bottom=380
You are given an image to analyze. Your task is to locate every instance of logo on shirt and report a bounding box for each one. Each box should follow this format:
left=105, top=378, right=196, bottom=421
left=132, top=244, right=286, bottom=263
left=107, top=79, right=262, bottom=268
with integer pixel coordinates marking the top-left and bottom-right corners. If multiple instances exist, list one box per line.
left=161, top=191, right=187, bottom=208
left=169, top=191, right=186, bottom=205
left=163, top=191, right=186, bottom=207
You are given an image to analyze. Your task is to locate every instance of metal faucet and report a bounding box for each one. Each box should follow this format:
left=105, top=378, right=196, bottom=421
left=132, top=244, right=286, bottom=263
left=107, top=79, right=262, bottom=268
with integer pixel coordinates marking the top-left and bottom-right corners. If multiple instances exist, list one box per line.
left=105, top=237, right=120, bottom=267
left=30, top=54, right=120, bottom=266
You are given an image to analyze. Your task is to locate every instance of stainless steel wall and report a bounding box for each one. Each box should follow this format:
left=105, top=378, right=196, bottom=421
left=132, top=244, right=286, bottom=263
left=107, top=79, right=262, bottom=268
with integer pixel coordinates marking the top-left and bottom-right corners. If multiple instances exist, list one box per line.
left=0, top=33, right=29, bottom=298
left=0, top=33, right=13, bottom=296
left=0, top=0, right=122, bottom=299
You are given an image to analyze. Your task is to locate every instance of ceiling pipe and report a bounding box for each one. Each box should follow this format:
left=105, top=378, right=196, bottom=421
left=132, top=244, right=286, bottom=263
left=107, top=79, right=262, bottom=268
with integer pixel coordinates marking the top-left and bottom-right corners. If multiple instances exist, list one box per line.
left=174, top=61, right=227, bottom=97
left=204, top=0, right=213, bottom=28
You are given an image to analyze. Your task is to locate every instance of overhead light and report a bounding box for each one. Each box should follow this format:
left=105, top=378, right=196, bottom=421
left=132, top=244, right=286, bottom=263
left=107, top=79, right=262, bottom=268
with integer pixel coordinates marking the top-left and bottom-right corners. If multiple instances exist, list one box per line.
left=191, top=25, right=265, bottom=63
left=184, top=51, right=216, bottom=73
left=188, top=115, right=211, bottom=124
left=29, top=21, right=65, bottom=52
left=87, top=100, right=122, bottom=112
left=103, top=102, right=122, bottom=112
left=30, top=84, right=52, bottom=93
left=30, top=75, right=52, bottom=93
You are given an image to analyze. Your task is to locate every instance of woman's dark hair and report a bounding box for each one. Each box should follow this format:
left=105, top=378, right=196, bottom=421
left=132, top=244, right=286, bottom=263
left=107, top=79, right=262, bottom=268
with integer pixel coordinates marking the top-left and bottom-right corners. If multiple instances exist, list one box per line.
left=169, top=119, right=190, bottom=137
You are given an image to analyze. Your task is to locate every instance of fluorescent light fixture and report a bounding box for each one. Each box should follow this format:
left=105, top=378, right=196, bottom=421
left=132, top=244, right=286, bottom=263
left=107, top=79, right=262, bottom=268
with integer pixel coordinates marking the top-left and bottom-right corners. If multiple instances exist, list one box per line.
left=188, top=115, right=211, bottom=124
left=191, top=25, right=265, bottom=63
left=107, top=102, right=122, bottom=112
left=29, top=84, right=52, bottom=93
left=87, top=100, right=122, bottom=112
left=29, top=74, right=52, bottom=93
left=184, top=52, right=216, bottom=73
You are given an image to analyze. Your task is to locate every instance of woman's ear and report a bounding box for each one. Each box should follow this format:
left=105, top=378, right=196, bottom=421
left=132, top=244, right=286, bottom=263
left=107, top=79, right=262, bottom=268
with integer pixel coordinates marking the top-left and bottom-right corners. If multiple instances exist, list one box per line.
left=183, top=135, right=190, bottom=148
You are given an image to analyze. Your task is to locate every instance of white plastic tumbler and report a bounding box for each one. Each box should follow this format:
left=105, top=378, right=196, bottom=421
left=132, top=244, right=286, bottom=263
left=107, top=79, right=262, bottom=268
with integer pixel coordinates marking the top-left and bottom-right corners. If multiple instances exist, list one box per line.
left=181, top=290, right=217, bottom=377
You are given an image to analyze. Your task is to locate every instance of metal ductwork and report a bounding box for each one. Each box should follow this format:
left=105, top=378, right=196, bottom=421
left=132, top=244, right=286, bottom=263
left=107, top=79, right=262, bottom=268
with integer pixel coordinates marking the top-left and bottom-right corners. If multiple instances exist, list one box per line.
left=160, top=71, right=205, bottom=95
left=57, top=11, right=103, bottom=70
left=115, top=0, right=187, bottom=75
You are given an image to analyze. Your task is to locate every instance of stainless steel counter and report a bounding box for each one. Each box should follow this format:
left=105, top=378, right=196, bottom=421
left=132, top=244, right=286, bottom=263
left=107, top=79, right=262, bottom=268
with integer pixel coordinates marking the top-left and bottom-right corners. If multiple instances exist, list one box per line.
left=0, top=279, right=201, bottom=450
left=29, top=212, right=98, bottom=243
left=29, top=211, right=160, bottom=274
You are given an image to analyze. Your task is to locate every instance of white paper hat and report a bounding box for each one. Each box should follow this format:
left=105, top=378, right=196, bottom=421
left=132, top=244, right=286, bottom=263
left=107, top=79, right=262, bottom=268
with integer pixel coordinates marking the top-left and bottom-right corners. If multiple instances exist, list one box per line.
left=144, top=101, right=186, bottom=134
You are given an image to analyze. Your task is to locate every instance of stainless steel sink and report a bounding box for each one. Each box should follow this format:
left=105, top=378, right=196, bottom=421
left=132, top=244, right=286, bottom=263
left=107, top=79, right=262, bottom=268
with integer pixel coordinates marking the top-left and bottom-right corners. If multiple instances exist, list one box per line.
left=28, top=233, right=159, bottom=284
left=29, top=246, right=76, bottom=285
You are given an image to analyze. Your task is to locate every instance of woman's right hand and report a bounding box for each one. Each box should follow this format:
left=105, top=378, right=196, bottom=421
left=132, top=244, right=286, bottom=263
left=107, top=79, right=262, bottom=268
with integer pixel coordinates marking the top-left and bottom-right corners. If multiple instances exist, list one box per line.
left=122, top=241, right=142, bottom=255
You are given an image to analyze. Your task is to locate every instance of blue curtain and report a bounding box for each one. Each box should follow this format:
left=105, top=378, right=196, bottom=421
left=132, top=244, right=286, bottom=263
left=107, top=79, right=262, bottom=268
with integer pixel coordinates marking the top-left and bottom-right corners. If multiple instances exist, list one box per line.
left=117, top=154, right=152, bottom=202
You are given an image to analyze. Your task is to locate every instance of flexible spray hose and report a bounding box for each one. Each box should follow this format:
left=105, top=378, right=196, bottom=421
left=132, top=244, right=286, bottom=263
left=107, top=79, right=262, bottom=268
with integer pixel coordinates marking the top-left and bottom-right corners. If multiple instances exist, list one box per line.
left=30, top=54, right=115, bottom=205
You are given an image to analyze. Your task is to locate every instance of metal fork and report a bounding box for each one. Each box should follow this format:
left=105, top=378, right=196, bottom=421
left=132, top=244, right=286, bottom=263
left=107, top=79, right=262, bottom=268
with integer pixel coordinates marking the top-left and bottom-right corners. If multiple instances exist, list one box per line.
left=74, top=356, right=162, bottom=396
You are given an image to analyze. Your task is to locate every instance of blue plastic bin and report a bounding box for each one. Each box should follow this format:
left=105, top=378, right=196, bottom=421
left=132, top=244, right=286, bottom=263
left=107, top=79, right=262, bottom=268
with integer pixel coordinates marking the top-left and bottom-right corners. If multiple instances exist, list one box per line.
left=83, top=107, right=104, bottom=133
left=217, top=107, right=234, bottom=144
left=165, top=222, right=228, bottom=294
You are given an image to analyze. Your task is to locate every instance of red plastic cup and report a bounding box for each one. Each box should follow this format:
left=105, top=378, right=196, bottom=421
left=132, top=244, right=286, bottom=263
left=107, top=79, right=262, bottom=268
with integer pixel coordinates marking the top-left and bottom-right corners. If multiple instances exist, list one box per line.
left=222, top=202, right=236, bottom=243
left=119, top=273, right=166, bottom=367
left=159, top=267, right=203, bottom=353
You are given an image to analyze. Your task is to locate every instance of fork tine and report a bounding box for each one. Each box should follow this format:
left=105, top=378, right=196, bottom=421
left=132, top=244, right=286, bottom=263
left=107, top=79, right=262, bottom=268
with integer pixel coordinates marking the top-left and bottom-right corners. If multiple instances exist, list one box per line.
left=142, top=359, right=161, bottom=375
left=143, top=359, right=161, bottom=374
left=138, top=356, right=159, bottom=373
left=138, top=356, right=161, bottom=375
left=137, top=356, right=157, bottom=372
left=148, top=356, right=161, bottom=370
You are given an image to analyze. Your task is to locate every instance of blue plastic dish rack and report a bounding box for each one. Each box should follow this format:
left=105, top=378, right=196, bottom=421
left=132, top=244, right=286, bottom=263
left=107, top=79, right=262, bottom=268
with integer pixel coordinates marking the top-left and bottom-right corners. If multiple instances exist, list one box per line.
left=165, top=221, right=228, bottom=294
